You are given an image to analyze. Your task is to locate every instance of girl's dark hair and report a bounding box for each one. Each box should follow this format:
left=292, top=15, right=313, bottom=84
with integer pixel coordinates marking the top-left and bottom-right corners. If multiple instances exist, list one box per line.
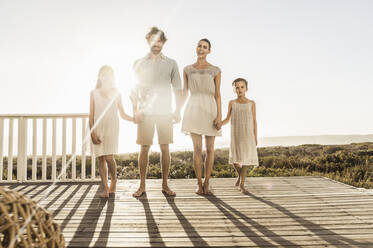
left=232, top=78, right=248, bottom=88
left=199, top=38, right=211, bottom=50
left=146, top=26, right=167, bottom=43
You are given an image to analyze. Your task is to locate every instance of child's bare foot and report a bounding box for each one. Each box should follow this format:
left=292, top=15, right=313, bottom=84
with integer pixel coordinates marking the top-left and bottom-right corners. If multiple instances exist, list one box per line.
left=203, top=182, right=214, bottom=195
left=240, top=185, right=249, bottom=194
left=195, top=185, right=204, bottom=195
left=109, top=179, right=117, bottom=193
left=132, top=187, right=146, bottom=197
left=235, top=176, right=240, bottom=187
left=162, top=185, right=176, bottom=196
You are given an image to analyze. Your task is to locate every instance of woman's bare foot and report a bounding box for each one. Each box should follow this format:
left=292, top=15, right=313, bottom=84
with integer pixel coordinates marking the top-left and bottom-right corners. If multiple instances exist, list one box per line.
left=195, top=185, right=204, bottom=195
left=132, top=187, right=146, bottom=197
left=240, top=185, right=249, bottom=194
left=109, top=179, right=117, bottom=193
left=100, top=188, right=109, bottom=198
left=203, top=182, right=214, bottom=195
left=162, top=185, right=176, bottom=196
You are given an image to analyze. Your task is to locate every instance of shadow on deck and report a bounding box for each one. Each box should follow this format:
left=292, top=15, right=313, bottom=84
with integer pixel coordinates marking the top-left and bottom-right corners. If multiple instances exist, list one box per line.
left=1, top=177, right=373, bottom=247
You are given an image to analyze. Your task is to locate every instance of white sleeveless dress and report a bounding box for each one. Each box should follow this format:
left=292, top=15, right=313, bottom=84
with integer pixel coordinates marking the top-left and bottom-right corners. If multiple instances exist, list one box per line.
left=181, top=65, right=222, bottom=136
left=229, top=101, right=259, bottom=167
left=91, top=89, right=120, bottom=157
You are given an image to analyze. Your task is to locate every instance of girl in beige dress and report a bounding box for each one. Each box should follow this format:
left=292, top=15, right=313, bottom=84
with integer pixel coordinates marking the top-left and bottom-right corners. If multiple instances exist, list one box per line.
left=89, top=65, right=135, bottom=198
left=181, top=39, right=222, bottom=195
left=222, top=78, right=259, bottom=194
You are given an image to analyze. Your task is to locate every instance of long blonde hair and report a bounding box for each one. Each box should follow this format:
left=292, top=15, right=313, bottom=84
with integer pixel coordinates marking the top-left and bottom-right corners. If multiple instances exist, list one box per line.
left=95, top=65, right=118, bottom=98
left=96, top=65, right=116, bottom=89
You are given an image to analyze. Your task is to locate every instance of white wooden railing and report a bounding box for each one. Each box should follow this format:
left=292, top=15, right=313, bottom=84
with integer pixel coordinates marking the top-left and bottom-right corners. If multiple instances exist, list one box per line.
left=0, top=114, right=96, bottom=182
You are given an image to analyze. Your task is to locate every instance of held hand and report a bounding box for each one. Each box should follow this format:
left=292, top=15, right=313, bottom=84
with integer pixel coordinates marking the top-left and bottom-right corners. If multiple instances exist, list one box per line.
left=91, top=132, right=102, bottom=145
left=213, top=117, right=222, bottom=130
left=134, top=113, right=144, bottom=124
left=172, top=111, right=181, bottom=124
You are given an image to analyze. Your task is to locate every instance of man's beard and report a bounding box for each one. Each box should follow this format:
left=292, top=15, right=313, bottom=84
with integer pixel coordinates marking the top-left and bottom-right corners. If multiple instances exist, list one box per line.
left=151, top=46, right=161, bottom=54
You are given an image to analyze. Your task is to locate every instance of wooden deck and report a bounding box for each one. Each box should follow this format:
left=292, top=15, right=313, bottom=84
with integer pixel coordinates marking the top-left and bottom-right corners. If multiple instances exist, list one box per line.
left=2, top=176, right=373, bottom=247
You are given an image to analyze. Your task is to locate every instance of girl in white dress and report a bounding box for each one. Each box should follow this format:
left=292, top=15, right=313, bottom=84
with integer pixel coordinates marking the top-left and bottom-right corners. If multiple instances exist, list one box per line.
left=181, top=39, right=222, bottom=195
left=221, top=78, right=259, bottom=194
left=89, top=65, right=135, bottom=198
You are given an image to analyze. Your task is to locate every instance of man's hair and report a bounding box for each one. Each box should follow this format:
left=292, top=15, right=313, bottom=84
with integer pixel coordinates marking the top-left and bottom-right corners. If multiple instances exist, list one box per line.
left=146, top=26, right=167, bottom=43
left=232, top=78, right=248, bottom=88
left=200, top=38, right=211, bottom=50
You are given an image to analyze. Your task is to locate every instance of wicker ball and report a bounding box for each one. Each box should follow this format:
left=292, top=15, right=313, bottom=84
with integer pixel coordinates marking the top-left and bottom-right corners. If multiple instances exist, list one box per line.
left=0, top=186, right=65, bottom=248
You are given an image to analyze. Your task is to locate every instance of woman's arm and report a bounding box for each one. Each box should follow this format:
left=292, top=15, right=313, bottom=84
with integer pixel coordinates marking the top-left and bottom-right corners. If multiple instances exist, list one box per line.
left=213, top=71, right=222, bottom=129
left=118, top=94, right=135, bottom=122
left=89, top=91, right=101, bottom=144
left=252, top=101, right=258, bottom=145
left=221, top=100, right=233, bottom=126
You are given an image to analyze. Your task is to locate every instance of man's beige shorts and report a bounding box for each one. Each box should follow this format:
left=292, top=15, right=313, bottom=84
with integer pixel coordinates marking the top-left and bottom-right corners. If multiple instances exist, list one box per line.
left=137, top=115, right=173, bottom=145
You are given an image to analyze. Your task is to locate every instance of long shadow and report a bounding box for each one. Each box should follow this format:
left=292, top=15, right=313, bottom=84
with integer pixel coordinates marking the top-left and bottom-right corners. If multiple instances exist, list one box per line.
left=245, top=192, right=373, bottom=247
left=138, top=194, right=166, bottom=247
left=205, top=195, right=296, bottom=247
left=59, top=184, right=88, bottom=230
left=45, top=184, right=77, bottom=211
left=29, top=184, right=52, bottom=199
left=166, top=196, right=209, bottom=247
left=6, top=184, right=22, bottom=190
left=20, top=184, right=39, bottom=196
left=68, top=186, right=106, bottom=247
left=93, top=194, right=115, bottom=247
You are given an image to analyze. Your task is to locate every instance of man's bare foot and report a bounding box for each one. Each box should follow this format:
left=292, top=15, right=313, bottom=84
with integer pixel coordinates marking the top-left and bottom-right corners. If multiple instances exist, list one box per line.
left=195, top=185, right=204, bottom=195
left=109, top=179, right=117, bottom=193
left=162, top=185, right=176, bottom=196
left=235, top=176, right=240, bottom=187
left=203, top=182, right=214, bottom=195
left=132, top=187, right=146, bottom=197
left=240, top=185, right=249, bottom=194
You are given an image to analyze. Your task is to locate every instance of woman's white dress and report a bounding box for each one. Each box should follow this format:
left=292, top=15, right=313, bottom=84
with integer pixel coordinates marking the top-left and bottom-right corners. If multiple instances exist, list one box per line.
left=181, top=65, right=222, bottom=136
left=91, top=89, right=119, bottom=157
left=229, top=101, right=259, bottom=167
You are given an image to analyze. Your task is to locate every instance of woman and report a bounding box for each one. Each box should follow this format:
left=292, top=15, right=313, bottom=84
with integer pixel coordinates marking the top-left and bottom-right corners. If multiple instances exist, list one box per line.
left=181, top=39, right=222, bottom=195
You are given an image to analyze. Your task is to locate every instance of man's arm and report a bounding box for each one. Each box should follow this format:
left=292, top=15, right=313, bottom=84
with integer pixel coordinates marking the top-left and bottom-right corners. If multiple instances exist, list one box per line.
left=171, top=60, right=183, bottom=123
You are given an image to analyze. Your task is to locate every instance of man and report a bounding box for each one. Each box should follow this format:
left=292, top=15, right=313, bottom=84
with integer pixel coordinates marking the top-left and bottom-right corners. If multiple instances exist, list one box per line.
left=131, top=27, right=182, bottom=197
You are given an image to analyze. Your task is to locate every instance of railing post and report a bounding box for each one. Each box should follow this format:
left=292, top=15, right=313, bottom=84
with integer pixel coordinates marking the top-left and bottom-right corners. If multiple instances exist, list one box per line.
left=52, top=118, right=57, bottom=181
left=32, top=118, right=37, bottom=181
left=17, top=117, right=28, bottom=182
left=62, top=117, right=67, bottom=180
left=8, top=118, right=14, bottom=181
left=81, top=117, right=86, bottom=179
left=72, top=117, right=76, bottom=180
left=42, top=118, right=47, bottom=181
left=0, top=118, right=3, bottom=181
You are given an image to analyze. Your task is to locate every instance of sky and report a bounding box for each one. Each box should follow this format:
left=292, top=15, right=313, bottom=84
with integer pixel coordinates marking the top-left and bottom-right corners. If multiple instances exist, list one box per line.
left=1, top=0, right=373, bottom=153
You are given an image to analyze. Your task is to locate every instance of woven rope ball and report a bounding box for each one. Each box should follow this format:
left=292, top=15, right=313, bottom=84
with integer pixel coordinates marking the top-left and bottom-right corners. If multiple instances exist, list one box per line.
left=0, top=186, right=65, bottom=248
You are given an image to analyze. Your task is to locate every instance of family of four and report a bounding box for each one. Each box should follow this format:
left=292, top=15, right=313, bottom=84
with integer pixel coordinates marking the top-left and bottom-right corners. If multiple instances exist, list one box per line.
left=89, top=27, right=259, bottom=199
